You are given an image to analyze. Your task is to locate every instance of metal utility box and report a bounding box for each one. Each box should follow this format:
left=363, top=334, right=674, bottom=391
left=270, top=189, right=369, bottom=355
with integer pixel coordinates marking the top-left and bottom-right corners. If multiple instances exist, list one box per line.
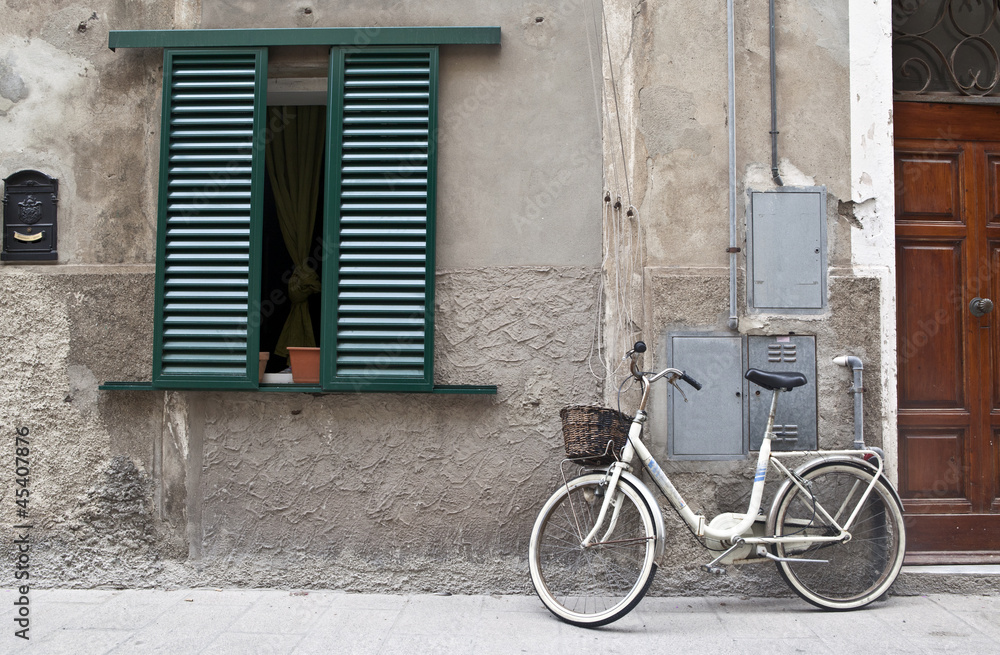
left=2, top=170, right=58, bottom=262
left=746, top=335, right=817, bottom=451
left=747, top=187, right=826, bottom=312
left=667, top=334, right=746, bottom=460
left=666, top=333, right=818, bottom=459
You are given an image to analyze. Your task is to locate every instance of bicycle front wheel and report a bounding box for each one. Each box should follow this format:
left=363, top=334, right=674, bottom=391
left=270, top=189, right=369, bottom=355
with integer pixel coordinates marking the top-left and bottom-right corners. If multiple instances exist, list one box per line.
left=528, top=473, right=658, bottom=627
left=770, top=461, right=906, bottom=610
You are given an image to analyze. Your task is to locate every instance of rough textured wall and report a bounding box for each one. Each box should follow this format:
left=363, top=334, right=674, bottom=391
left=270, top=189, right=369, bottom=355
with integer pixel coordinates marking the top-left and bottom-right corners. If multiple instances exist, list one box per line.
left=186, top=268, right=601, bottom=591
left=598, top=0, right=863, bottom=426
left=0, top=271, right=163, bottom=586
left=596, top=0, right=649, bottom=388
left=847, top=0, right=898, bottom=473
left=645, top=273, right=882, bottom=455
left=597, top=0, right=857, bottom=398
left=599, top=1, right=865, bottom=396
left=0, top=0, right=606, bottom=593
left=0, top=268, right=599, bottom=591
left=635, top=273, right=881, bottom=596
left=1, top=0, right=191, bottom=589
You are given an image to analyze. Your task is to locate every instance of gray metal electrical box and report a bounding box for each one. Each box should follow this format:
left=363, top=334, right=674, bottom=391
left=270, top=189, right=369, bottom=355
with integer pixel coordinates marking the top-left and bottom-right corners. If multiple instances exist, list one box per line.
left=746, top=335, right=817, bottom=451
left=747, top=187, right=827, bottom=312
left=666, top=333, right=818, bottom=459
left=667, top=334, right=746, bottom=460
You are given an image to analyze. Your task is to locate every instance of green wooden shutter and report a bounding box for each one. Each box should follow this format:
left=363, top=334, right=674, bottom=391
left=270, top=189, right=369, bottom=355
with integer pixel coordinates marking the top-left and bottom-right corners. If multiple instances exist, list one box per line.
left=324, top=48, right=437, bottom=391
left=152, top=49, right=266, bottom=389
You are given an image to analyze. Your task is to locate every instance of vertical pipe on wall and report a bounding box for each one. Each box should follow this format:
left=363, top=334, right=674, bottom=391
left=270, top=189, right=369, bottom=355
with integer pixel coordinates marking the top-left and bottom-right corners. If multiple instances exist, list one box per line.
left=835, top=355, right=865, bottom=450
left=769, top=0, right=784, bottom=186
left=727, top=0, right=739, bottom=330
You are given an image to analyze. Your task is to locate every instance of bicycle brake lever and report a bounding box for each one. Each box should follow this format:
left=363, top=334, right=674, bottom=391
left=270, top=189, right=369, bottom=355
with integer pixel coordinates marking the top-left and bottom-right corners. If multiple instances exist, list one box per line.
left=670, top=379, right=689, bottom=403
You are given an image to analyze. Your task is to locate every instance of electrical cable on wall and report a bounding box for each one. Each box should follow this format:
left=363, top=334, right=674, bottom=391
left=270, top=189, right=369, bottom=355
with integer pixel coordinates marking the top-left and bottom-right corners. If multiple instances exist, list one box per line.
left=585, top=0, right=645, bottom=381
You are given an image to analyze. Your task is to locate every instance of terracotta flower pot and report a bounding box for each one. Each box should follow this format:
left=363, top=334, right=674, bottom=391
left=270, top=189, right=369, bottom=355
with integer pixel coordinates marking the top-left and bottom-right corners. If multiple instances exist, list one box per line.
left=287, top=347, right=320, bottom=383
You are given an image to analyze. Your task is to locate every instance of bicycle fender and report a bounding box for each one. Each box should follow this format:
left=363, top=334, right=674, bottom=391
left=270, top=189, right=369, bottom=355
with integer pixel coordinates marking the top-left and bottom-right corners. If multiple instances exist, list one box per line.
left=579, top=468, right=666, bottom=561
left=765, top=456, right=905, bottom=537
left=618, top=470, right=666, bottom=562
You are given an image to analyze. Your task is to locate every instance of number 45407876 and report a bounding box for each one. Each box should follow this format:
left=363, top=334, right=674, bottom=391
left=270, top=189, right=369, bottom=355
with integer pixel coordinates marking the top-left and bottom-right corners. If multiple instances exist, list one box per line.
left=14, top=427, right=29, bottom=505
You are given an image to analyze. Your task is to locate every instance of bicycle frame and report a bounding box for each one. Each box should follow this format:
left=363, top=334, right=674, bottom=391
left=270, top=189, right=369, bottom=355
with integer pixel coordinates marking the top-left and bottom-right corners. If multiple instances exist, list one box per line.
left=581, top=364, right=890, bottom=555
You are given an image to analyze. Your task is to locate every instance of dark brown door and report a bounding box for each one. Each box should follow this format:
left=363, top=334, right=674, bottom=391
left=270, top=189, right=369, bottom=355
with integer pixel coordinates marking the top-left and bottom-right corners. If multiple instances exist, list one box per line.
left=895, top=102, right=1000, bottom=561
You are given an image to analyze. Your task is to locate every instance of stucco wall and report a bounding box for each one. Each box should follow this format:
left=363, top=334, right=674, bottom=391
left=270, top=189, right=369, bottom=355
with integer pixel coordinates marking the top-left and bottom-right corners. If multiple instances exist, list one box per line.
left=597, top=0, right=853, bottom=269
left=629, top=0, right=853, bottom=269
left=596, top=0, right=895, bottom=590
left=0, top=0, right=605, bottom=592
left=0, top=270, right=162, bottom=585
left=1, top=0, right=906, bottom=597
left=1, top=1, right=602, bottom=267
left=0, top=264, right=603, bottom=590
left=189, top=268, right=601, bottom=591
left=599, top=1, right=874, bottom=394
left=198, top=0, right=603, bottom=268
left=0, top=3, right=165, bottom=266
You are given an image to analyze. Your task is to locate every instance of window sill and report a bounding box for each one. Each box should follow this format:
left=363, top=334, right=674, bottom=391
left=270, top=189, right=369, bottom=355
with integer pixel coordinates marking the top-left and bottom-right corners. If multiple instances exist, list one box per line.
left=99, top=382, right=497, bottom=395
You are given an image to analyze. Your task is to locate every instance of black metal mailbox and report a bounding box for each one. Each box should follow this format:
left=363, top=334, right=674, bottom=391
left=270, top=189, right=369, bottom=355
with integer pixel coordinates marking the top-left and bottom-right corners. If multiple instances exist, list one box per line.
left=2, top=170, right=58, bottom=261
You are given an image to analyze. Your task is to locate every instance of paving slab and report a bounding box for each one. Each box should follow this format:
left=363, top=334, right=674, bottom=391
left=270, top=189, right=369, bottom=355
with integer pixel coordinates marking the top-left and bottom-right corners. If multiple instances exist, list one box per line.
left=105, top=603, right=251, bottom=655
left=0, top=590, right=996, bottom=654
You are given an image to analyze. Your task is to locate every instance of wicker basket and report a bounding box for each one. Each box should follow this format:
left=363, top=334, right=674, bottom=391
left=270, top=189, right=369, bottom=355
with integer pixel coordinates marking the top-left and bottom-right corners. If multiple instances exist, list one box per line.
left=560, top=405, right=632, bottom=464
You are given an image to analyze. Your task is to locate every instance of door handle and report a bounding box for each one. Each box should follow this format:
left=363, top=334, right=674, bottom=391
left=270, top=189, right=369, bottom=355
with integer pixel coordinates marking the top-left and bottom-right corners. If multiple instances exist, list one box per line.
left=970, top=297, right=994, bottom=317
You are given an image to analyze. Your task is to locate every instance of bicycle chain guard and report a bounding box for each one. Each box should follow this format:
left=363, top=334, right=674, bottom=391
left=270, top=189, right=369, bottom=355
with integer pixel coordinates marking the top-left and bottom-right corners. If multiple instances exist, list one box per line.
left=703, top=513, right=767, bottom=565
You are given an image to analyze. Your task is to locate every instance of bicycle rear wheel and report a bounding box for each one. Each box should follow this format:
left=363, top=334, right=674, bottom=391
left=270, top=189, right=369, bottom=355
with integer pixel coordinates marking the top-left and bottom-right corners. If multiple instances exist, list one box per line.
left=770, top=461, right=905, bottom=610
left=528, top=472, right=657, bottom=627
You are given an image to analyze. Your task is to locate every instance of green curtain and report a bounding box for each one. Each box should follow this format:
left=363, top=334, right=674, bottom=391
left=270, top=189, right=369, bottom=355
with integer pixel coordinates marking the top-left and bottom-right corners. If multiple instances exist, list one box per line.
left=265, top=105, right=326, bottom=357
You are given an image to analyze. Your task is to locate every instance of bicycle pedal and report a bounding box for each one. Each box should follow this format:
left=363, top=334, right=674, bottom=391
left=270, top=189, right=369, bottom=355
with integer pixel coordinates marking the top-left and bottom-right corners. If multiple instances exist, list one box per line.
left=700, top=564, right=727, bottom=575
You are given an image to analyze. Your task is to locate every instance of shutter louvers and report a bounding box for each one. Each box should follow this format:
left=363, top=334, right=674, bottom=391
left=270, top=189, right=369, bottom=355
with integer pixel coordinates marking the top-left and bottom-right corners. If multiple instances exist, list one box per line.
left=153, top=50, right=265, bottom=388
left=327, top=49, right=436, bottom=389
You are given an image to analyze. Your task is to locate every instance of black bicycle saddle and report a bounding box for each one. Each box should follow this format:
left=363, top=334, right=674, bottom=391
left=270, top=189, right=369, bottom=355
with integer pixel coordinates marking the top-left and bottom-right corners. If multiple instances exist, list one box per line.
left=744, top=369, right=807, bottom=391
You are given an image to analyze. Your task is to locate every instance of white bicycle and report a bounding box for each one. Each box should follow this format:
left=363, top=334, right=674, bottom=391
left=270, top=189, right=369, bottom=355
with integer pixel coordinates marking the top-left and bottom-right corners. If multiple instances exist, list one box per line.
left=528, top=341, right=906, bottom=627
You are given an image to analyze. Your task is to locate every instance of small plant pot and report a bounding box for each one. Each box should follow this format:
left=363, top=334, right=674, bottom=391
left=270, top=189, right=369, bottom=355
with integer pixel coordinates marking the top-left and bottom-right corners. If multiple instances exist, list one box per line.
left=258, top=352, right=270, bottom=383
left=287, top=347, right=320, bottom=383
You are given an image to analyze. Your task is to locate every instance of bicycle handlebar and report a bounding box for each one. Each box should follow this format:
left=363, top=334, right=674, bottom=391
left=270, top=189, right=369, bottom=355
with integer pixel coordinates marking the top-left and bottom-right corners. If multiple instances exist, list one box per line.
left=679, top=372, right=703, bottom=391
left=627, top=341, right=701, bottom=391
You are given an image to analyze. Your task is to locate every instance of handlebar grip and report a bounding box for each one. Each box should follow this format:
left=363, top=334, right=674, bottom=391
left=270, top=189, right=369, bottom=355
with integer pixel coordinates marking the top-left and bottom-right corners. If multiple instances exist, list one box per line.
left=680, top=372, right=703, bottom=391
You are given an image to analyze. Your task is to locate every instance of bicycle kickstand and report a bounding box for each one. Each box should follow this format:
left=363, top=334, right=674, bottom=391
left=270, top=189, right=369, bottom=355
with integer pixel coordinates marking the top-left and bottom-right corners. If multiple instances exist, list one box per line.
left=754, top=545, right=828, bottom=564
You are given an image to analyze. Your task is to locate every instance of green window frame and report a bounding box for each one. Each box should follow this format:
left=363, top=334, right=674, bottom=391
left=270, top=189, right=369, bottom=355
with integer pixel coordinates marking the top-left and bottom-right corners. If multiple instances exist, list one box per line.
left=151, top=45, right=439, bottom=392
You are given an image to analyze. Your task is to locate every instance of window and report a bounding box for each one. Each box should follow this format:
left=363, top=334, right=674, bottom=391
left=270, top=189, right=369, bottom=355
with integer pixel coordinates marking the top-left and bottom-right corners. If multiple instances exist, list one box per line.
left=153, top=45, right=437, bottom=391
left=102, top=27, right=499, bottom=394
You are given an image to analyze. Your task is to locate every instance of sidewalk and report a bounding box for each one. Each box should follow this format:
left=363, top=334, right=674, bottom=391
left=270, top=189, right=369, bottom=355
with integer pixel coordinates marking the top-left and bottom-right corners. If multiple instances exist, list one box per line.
left=2, top=588, right=998, bottom=654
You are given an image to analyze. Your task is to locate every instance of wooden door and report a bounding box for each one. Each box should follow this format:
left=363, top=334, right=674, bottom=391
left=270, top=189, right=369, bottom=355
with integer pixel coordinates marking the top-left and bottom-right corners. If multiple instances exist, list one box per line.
left=894, top=102, right=1000, bottom=561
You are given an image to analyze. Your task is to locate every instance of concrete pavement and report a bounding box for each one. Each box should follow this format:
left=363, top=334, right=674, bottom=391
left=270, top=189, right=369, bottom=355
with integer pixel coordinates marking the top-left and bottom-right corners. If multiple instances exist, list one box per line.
left=1, top=587, right=999, bottom=654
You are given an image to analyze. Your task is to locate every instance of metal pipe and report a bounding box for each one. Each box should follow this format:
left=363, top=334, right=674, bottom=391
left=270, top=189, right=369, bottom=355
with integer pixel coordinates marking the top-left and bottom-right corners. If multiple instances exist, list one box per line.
left=727, top=0, right=739, bottom=330
left=769, top=0, right=783, bottom=186
left=833, top=356, right=864, bottom=449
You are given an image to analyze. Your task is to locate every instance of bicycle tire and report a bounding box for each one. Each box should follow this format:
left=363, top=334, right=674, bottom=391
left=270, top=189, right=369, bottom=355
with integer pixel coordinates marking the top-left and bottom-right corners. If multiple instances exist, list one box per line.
left=528, top=472, right=658, bottom=627
left=770, top=461, right=906, bottom=610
